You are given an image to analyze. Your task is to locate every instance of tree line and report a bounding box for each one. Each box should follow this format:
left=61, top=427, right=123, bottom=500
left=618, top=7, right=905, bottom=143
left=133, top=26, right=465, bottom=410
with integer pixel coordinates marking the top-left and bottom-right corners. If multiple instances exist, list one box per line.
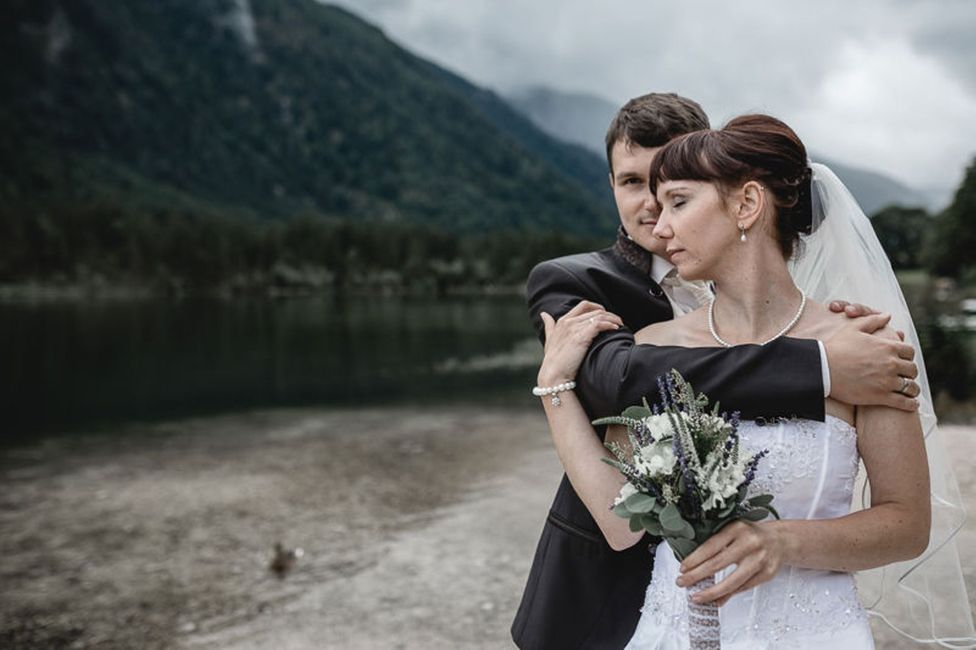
left=871, top=157, right=976, bottom=278
left=3, top=157, right=973, bottom=292
left=869, top=158, right=976, bottom=405
left=0, top=200, right=604, bottom=295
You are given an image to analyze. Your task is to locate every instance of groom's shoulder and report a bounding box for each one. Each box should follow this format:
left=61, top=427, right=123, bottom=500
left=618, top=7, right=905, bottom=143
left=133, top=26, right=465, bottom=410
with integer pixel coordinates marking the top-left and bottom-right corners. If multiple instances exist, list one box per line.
left=528, top=246, right=619, bottom=285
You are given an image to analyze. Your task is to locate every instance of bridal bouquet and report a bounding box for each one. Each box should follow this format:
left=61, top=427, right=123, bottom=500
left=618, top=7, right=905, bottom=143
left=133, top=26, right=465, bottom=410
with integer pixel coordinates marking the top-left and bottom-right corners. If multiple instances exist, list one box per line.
left=595, top=370, right=777, bottom=650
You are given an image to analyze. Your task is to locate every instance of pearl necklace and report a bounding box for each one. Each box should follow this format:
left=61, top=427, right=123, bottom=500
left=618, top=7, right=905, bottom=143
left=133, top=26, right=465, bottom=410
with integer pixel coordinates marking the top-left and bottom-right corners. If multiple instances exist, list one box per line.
left=707, top=290, right=807, bottom=348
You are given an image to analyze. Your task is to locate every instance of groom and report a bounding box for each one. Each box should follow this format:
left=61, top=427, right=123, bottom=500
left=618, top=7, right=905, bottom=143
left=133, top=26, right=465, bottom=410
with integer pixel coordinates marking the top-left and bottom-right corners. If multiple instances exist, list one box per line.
left=511, top=93, right=920, bottom=649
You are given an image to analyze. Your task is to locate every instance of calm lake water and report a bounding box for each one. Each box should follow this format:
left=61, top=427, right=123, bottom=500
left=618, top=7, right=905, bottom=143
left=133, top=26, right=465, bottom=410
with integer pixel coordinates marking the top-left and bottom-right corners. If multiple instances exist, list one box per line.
left=3, top=278, right=971, bottom=445
left=0, top=294, right=541, bottom=444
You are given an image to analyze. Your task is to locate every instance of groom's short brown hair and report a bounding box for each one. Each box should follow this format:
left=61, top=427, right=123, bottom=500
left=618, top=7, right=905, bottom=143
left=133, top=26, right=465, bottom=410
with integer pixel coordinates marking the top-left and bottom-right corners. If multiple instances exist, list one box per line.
left=605, top=93, right=709, bottom=174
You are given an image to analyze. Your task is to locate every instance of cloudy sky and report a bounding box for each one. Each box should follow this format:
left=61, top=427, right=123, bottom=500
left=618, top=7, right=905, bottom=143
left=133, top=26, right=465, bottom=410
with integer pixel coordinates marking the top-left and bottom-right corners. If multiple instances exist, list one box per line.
left=328, top=0, right=975, bottom=195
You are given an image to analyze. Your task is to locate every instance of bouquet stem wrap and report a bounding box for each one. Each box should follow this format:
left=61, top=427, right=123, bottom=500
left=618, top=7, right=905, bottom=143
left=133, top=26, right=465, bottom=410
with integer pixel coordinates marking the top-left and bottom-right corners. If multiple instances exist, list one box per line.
left=687, top=575, right=720, bottom=650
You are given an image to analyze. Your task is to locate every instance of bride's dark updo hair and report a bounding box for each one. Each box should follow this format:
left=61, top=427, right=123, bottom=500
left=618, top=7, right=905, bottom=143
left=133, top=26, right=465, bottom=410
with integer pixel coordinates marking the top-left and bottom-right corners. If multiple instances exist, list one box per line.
left=648, top=114, right=814, bottom=259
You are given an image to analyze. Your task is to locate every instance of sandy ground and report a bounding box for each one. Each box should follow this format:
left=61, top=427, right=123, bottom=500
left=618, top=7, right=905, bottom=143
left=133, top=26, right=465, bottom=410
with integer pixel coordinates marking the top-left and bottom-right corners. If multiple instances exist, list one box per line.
left=1, top=407, right=974, bottom=649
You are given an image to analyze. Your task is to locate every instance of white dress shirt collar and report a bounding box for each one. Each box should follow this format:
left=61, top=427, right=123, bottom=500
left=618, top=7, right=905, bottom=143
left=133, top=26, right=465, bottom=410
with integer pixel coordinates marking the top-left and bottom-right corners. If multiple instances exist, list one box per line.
left=651, top=254, right=676, bottom=285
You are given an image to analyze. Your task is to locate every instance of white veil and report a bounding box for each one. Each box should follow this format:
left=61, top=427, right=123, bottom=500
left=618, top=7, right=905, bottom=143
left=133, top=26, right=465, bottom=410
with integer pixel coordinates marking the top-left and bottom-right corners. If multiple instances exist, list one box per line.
left=789, top=163, right=976, bottom=647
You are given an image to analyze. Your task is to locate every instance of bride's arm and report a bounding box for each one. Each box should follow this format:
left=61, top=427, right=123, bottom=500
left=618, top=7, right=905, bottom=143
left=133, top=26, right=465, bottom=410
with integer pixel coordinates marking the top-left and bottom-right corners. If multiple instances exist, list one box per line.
left=770, top=402, right=930, bottom=571
left=536, top=302, right=645, bottom=551
left=537, top=390, right=645, bottom=551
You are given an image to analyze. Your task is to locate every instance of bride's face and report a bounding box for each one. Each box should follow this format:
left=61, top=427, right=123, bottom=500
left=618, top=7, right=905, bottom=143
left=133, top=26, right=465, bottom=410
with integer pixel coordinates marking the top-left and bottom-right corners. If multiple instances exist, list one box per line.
left=652, top=180, right=739, bottom=281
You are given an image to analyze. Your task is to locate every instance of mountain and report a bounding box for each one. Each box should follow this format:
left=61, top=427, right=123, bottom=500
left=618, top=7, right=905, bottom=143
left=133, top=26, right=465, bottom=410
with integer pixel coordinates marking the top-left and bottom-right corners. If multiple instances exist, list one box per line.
left=506, top=85, right=933, bottom=216
left=0, top=1, right=615, bottom=236
left=507, top=86, right=618, bottom=157
left=807, top=156, right=931, bottom=216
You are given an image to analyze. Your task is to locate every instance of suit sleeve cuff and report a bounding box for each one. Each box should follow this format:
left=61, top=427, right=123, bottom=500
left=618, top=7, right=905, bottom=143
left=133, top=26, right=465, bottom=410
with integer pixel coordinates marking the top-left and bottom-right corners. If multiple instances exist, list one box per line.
left=817, top=340, right=831, bottom=398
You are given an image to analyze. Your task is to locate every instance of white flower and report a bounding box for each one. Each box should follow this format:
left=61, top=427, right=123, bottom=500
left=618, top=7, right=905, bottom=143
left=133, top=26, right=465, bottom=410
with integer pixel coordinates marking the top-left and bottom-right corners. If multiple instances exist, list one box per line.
left=642, top=414, right=675, bottom=442
left=613, top=481, right=639, bottom=507
left=698, top=456, right=749, bottom=511
left=634, top=440, right=676, bottom=478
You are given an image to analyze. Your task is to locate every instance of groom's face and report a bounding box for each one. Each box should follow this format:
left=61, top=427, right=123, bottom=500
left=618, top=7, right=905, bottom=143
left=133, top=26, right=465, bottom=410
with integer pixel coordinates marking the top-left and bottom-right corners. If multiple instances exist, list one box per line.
left=609, top=140, right=667, bottom=257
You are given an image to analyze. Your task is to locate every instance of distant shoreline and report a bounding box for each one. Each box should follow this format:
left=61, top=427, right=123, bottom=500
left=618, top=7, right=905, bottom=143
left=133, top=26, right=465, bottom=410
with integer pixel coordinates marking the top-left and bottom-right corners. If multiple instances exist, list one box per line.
left=0, top=280, right=528, bottom=302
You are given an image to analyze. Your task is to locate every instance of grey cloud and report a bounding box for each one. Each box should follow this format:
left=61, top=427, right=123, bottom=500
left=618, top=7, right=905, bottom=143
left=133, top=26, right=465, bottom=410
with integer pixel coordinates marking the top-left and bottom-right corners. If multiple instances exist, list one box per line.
left=913, top=27, right=976, bottom=93
left=323, top=0, right=975, bottom=189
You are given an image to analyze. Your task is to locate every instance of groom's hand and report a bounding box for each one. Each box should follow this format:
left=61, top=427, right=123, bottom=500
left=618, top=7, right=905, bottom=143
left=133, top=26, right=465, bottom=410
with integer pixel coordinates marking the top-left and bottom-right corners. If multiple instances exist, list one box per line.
left=829, top=300, right=875, bottom=317
left=824, top=313, right=920, bottom=412
left=830, top=300, right=907, bottom=341
left=537, top=301, right=623, bottom=387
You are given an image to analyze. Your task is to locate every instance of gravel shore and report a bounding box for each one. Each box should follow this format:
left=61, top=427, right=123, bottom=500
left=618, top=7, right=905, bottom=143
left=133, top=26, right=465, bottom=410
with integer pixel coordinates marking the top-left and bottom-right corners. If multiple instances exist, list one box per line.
left=1, top=407, right=974, bottom=648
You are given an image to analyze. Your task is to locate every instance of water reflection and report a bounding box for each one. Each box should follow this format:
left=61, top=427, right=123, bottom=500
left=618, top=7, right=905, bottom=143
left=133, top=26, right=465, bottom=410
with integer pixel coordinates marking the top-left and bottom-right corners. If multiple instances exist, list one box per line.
left=0, top=295, right=540, bottom=443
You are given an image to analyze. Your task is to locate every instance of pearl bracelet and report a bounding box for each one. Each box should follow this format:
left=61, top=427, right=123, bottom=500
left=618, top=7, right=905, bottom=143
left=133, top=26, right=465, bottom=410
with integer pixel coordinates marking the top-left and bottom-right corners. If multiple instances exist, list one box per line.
left=532, top=381, right=576, bottom=406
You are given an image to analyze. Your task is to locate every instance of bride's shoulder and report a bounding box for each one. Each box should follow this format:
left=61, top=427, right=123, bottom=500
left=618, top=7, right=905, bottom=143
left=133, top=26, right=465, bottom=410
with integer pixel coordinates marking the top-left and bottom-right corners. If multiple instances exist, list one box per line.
left=794, top=298, right=847, bottom=339
left=796, top=299, right=900, bottom=342
left=634, top=308, right=711, bottom=347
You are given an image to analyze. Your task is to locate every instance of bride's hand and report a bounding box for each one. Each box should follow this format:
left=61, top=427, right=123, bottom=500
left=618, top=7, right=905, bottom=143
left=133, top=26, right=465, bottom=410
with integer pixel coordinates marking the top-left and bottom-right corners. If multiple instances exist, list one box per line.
left=675, top=520, right=788, bottom=607
left=537, top=301, right=622, bottom=386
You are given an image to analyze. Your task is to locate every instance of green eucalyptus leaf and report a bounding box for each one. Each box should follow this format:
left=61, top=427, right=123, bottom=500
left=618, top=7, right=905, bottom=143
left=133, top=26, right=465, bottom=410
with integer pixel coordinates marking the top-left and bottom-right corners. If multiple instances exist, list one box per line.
left=624, top=493, right=656, bottom=513
left=711, top=515, right=741, bottom=537
left=662, top=517, right=686, bottom=534
left=601, top=457, right=628, bottom=471
left=737, top=485, right=749, bottom=502
left=766, top=503, right=781, bottom=520
left=622, top=405, right=652, bottom=420
left=612, top=502, right=631, bottom=518
left=739, top=507, right=770, bottom=522
left=666, top=536, right=698, bottom=561
left=693, top=521, right=713, bottom=540
left=659, top=502, right=680, bottom=523
left=661, top=503, right=694, bottom=536
left=629, top=516, right=644, bottom=532
left=659, top=503, right=683, bottom=532
left=748, top=494, right=774, bottom=508
left=675, top=520, right=695, bottom=540
left=639, top=515, right=664, bottom=536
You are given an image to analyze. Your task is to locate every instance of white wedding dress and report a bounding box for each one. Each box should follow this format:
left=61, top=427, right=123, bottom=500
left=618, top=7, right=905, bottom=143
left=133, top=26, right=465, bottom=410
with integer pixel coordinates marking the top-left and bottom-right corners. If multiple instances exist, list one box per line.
left=625, top=415, right=875, bottom=649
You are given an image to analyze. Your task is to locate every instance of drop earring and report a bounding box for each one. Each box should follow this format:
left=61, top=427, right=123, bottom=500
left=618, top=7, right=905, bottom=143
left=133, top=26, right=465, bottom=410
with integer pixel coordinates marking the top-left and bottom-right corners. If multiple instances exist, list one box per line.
left=739, top=223, right=747, bottom=242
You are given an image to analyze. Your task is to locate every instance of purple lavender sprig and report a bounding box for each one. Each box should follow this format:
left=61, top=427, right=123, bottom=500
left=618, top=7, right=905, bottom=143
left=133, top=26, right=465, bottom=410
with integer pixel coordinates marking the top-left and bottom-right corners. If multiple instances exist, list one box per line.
left=656, top=375, right=673, bottom=412
left=740, top=449, right=769, bottom=492
left=722, top=411, right=742, bottom=464
left=661, top=372, right=702, bottom=511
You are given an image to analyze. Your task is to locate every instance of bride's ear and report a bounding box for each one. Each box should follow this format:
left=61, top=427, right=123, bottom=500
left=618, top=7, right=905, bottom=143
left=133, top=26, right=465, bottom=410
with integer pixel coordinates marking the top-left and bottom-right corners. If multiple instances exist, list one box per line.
left=733, top=180, right=765, bottom=231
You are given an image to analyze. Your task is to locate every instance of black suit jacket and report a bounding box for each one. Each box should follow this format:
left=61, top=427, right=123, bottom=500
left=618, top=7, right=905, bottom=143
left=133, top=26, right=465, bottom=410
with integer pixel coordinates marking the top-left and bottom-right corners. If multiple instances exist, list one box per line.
left=511, top=243, right=824, bottom=650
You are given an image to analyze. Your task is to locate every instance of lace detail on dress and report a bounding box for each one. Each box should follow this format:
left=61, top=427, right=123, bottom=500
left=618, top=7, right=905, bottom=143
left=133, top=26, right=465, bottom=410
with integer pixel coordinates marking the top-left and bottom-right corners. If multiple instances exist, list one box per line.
left=742, top=416, right=858, bottom=504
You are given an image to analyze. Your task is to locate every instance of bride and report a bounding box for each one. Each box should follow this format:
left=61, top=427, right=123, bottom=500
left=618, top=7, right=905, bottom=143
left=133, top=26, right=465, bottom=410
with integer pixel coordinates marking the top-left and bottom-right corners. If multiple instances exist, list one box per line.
left=534, top=114, right=972, bottom=648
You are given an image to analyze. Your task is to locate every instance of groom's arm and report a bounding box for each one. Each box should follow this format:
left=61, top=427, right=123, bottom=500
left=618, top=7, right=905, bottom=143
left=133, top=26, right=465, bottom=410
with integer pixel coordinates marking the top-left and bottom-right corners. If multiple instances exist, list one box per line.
left=582, top=332, right=824, bottom=421
left=527, top=259, right=825, bottom=421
